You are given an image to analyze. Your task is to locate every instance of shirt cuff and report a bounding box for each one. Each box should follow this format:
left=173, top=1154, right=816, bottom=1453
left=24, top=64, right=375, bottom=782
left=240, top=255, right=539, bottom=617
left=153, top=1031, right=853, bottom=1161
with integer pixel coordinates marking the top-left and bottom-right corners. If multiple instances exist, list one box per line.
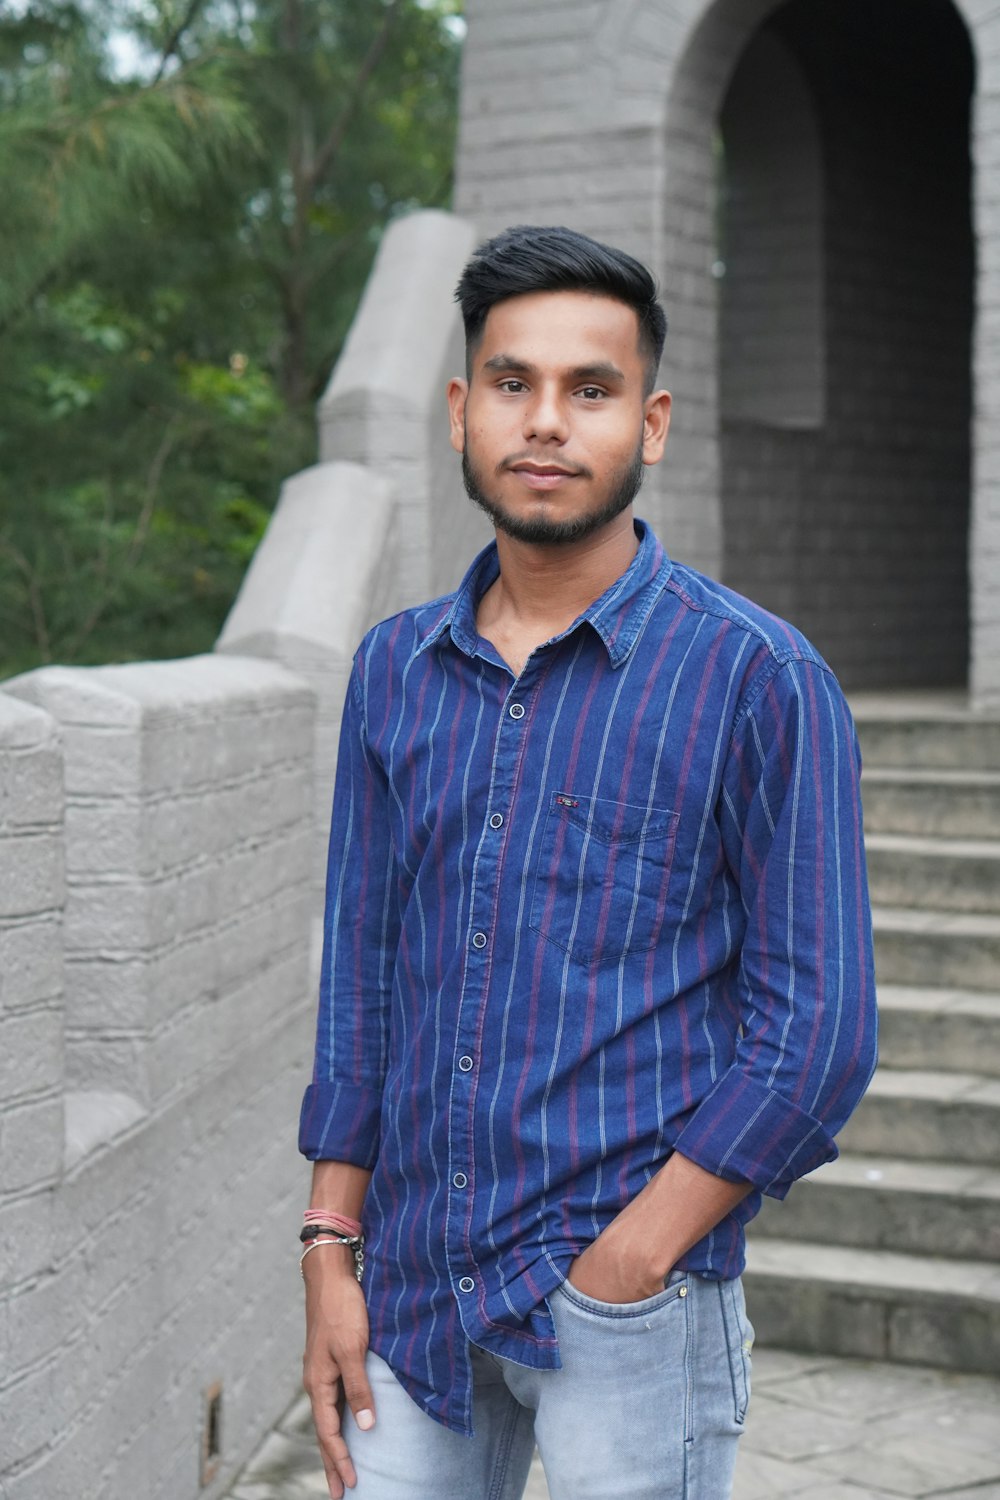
left=672, top=1067, right=838, bottom=1200
left=298, top=1079, right=382, bottom=1167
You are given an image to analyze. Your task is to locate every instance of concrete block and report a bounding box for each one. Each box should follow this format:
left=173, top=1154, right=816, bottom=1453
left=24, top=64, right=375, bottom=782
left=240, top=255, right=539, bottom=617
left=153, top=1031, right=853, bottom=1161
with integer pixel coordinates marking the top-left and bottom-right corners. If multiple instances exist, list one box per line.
left=837, top=1071, right=1000, bottom=1165
left=0, top=831, right=64, bottom=922
left=864, top=834, right=1000, bottom=914
left=873, top=907, right=1000, bottom=991
left=220, top=456, right=392, bottom=687
left=0, top=1187, right=54, bottom=1285
left=0, top=701, right=62, bottom=831
left=5, top=1264, right=86, bottom=1372
left=753, top=1156, right=1000, bottom=1259
left=876, top=986, right=1000, bottom=1077
left=0, top=1094, right=64, bottom=1193
left=0, top=1361, right=60, bottom=1471
left=861, top=768, right=1000, bottom=838
left=0, top=916, right=62, bottom=1013
left=319, top=211, right=476, bottom=425
left=0, top=1006, right=62, bottom=1103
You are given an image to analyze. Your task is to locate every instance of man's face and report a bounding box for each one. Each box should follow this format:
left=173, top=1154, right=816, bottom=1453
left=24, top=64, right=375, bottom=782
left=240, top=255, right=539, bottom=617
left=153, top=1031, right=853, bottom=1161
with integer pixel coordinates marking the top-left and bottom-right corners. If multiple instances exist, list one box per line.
left=447, top=290, right=671, bottom=546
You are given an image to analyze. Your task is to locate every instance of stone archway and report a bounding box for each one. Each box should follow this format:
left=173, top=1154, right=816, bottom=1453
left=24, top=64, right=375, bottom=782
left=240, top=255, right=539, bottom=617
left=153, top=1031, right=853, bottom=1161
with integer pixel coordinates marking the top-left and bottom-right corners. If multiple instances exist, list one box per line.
left=716, top=0, right=974, bottom=690
left=455, top=0, right=998, bottom=701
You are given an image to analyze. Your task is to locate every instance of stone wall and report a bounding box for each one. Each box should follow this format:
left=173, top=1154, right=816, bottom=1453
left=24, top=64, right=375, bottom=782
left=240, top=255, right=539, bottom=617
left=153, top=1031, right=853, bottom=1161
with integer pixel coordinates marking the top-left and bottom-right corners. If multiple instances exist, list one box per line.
left=0, top=659, right=315, bottom=1500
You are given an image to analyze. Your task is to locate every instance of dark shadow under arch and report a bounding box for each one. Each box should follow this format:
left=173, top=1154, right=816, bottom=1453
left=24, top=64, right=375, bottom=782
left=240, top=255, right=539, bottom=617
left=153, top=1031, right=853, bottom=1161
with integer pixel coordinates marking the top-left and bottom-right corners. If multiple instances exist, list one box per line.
left=718, top=0, right=974, bottom=689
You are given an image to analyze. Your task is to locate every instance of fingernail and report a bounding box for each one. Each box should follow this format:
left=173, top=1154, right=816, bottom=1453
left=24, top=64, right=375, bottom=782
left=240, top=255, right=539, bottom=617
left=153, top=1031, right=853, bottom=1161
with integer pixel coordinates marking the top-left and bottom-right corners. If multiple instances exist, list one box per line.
left=356, top=1408, right=374, bottom=1430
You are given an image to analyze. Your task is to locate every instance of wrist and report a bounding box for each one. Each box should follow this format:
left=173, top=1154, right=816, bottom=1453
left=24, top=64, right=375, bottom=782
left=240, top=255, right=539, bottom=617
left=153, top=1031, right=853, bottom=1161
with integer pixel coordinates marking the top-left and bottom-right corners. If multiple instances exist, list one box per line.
left=606, top=1196, right=680, bottom=1284
left=301, top=1240, right=357, bottom=1279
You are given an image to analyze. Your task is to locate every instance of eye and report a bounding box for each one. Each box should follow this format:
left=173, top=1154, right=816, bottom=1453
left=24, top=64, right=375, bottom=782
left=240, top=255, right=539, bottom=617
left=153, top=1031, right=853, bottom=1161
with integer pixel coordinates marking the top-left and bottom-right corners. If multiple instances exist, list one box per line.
left=578, top=386, right=606, bottom=401
left=498, top=378, right=527, bottom=394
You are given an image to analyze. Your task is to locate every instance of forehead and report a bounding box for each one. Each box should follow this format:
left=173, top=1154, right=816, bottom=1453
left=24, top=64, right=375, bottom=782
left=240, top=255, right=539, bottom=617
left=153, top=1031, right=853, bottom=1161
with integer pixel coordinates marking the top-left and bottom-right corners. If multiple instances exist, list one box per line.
left=475, top=290, right=644, bottom=375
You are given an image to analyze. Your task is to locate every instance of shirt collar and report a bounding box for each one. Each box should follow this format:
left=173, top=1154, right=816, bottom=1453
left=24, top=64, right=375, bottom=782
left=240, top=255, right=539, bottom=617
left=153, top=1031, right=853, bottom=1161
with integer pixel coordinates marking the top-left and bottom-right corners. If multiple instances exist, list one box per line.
left=414, top=519, right=672, bottom=669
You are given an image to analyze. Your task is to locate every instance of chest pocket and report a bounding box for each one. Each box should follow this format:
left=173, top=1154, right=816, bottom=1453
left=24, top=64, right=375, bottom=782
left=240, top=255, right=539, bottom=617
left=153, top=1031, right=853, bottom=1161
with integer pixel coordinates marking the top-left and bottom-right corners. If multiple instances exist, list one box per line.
left=529, top=792, right=679, bottom=967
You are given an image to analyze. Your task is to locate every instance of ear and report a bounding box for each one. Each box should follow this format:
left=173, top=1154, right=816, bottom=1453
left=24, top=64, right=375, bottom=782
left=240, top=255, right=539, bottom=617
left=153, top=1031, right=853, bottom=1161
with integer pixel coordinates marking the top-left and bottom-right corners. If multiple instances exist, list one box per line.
left=641, top=389, right=672, bottom=466
left=447, top=378, right=468, bottom=455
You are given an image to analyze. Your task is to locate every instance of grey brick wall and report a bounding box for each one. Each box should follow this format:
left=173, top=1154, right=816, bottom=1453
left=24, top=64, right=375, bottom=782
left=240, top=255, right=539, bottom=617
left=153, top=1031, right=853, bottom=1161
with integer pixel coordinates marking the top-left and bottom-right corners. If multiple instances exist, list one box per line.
left=0, top=659, right=317, bottom=1500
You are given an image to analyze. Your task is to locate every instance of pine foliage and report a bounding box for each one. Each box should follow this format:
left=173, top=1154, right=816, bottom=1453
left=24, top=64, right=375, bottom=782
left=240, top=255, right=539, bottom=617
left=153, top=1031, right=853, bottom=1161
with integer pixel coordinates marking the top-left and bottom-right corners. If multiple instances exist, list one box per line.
left=0, top=0, right=460, bottom=676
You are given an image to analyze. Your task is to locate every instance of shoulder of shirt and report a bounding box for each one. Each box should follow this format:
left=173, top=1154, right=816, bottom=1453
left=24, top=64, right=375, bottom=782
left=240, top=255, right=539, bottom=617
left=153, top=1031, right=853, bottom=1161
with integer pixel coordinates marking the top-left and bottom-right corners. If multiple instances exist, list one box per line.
left=661, top=559, right=832, bottom=675
left=351, top=588, right=460, bottom=673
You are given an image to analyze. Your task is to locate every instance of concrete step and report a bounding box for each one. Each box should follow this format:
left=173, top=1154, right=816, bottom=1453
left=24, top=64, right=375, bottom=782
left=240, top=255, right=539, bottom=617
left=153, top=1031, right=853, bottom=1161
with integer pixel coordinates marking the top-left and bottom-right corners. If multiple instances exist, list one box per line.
left=865, top=832, right=1000, bottom=914
left=836, top=1067, right=1000, bottom=1165
left=872, top=904, right=1000, bottom=990
left=862, top=767, right=1000, bottom=838
left=752, top=1153, right=1000, bottom=1259
left=744, top=1236, right=1000, bottom=1374
left=877, top=985, right=1000, bottom=1075
left=852, top=696, right=1000, bottom=771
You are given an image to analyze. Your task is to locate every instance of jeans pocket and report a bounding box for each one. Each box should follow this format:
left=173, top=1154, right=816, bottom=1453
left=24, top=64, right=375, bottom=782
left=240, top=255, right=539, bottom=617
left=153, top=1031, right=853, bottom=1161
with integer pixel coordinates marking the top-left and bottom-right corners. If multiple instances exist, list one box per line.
left=555, top=1267, right=689, bottom=1320
left=718, top=1278, right=754, bottom=1424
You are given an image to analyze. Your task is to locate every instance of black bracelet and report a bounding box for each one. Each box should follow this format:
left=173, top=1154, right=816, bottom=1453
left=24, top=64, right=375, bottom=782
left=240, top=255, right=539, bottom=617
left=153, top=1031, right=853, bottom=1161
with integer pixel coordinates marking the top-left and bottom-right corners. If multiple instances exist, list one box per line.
left=300, top=1223, right=345, bottom=1243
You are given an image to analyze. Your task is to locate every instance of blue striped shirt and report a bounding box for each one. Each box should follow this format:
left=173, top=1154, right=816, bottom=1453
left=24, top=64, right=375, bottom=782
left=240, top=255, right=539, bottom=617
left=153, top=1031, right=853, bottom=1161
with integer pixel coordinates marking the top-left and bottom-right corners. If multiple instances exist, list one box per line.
left=300, top=520, right=878, bottom=1435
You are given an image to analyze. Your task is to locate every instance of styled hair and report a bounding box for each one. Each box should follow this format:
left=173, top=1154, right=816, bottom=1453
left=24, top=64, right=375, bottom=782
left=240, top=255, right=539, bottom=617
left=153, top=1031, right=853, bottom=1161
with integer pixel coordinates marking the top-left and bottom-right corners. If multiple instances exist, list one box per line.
left=454, top=224, right=668, bottom=391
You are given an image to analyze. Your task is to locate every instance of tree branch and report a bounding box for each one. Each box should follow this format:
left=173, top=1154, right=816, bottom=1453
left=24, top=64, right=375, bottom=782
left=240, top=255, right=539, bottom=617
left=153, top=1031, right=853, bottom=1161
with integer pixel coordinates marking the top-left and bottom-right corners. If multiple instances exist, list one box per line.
left=153, top=0, right=207, bottom=84
left=308, top=0, right=403, bottom=190
left=0, top=539, right=52, bottom=660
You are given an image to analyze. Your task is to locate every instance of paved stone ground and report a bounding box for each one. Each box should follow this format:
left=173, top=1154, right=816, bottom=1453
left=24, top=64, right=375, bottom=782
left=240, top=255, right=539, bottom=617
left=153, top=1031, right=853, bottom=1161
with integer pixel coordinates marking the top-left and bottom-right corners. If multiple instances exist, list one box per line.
left=226, top=1348, right=1000, bottom=1499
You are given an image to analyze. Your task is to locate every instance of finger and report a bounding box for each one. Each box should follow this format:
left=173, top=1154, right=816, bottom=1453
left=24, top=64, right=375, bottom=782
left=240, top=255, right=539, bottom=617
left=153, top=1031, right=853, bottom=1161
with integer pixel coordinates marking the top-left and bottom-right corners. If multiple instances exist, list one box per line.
left=338, top=1337, right=376, bottom=1433
left=310, top=1387, right=357, bottom=1496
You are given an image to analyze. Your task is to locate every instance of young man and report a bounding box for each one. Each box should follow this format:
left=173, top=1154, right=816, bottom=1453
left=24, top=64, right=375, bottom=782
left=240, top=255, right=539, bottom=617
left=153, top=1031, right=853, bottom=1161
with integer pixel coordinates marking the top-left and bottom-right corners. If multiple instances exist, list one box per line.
left=299, top=225, right=878, bottom=1500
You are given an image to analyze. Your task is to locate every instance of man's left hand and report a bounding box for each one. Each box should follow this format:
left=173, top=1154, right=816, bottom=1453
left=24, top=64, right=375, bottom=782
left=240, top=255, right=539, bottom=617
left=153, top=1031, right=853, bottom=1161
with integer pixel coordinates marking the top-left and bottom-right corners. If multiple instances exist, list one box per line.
left=566, top=1219, right=667, bottom=1304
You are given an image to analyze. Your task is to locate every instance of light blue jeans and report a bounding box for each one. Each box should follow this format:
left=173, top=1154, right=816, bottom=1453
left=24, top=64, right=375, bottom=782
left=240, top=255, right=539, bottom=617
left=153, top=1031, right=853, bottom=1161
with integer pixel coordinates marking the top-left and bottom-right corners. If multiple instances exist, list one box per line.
left=343, top=1271, right=753, bottom=1499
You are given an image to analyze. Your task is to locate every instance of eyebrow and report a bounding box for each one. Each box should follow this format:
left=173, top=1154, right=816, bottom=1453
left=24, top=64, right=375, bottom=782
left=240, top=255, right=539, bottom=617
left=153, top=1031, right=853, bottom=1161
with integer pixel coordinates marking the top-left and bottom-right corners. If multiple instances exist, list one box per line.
left=481, top=354, right=627, bottom=385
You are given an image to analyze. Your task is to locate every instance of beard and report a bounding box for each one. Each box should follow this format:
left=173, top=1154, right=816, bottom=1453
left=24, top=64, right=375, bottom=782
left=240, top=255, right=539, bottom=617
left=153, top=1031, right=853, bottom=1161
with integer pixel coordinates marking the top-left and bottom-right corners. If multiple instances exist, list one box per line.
left=461, top=435, right=645, bottom=546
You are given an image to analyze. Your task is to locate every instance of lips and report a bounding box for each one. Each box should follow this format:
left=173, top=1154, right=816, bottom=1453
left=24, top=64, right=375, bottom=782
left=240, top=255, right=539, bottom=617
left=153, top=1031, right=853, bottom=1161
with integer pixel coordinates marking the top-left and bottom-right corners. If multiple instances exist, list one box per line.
left=506, top=461, right=582, bottom=490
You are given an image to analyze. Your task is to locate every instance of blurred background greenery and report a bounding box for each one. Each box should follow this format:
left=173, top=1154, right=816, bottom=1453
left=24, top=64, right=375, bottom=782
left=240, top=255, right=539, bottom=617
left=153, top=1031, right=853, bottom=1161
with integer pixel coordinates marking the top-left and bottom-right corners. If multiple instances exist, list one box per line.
left=0, top=0, right=462, bottom=677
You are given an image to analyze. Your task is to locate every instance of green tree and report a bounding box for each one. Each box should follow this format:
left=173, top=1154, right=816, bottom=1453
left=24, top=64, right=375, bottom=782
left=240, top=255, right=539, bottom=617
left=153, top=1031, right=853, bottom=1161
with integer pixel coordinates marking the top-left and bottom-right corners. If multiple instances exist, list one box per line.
left=0, top=0, right=461, bottom=677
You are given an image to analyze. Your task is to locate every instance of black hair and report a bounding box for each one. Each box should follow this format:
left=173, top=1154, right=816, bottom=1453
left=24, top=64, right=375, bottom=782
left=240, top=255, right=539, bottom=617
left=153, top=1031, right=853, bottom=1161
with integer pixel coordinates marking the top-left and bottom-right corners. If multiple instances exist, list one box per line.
left=454, top=224, right=668, bottom=392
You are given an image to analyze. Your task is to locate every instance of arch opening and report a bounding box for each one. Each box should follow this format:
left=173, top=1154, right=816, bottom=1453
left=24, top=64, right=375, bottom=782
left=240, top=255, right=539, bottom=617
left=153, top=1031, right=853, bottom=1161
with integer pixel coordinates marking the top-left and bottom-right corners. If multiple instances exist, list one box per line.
left=717, top=0, right=974, bottom=689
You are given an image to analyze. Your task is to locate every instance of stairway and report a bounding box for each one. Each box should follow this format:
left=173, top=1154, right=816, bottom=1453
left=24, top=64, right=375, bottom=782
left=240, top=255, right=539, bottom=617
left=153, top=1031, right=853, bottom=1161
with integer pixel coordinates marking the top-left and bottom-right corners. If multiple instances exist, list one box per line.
left=744, top=695, right=1000, bottom=1374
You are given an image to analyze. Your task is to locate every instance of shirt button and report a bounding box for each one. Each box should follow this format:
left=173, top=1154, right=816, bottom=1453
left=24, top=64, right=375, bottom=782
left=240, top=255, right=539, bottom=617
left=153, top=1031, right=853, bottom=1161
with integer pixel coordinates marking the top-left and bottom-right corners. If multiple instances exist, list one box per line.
left=489, top=813, right=504, bottom=829
left=458, top=1276, right=475, bottom=1293
left=458, top=1055, right=474, bottom=1072
left=452, top=1171, right=468, bottom=1188
left=509, top=703, right=525, bottom=719
left=472, top=931, right=487, bottom=949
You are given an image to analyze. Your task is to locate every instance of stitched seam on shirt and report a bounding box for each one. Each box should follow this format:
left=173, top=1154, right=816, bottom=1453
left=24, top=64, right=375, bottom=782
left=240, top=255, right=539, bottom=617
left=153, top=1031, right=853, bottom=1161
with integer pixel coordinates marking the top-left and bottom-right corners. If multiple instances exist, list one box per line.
left=727, top=657, right=840, bottom=745
left=665, top=572, right=825, bottom=670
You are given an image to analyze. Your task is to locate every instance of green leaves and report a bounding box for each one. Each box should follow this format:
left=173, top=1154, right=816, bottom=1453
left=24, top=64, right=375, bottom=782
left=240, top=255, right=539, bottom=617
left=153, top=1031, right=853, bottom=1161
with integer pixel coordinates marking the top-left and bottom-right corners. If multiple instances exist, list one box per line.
left=0, top=0, right=460, bottom=677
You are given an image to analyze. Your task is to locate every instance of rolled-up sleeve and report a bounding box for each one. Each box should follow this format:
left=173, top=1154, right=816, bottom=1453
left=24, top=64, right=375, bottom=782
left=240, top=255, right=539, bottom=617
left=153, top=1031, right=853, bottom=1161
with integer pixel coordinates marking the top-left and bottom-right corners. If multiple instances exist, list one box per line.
left=299, top=660, right=400, bottom=1166
left=673, top=658, right=878, bottom=1199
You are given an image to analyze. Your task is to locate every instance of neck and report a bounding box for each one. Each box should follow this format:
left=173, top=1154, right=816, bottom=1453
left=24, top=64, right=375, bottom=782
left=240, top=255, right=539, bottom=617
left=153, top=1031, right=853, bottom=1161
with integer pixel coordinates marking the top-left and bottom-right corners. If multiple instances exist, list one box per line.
left=487, top=512, right=640, bottom=633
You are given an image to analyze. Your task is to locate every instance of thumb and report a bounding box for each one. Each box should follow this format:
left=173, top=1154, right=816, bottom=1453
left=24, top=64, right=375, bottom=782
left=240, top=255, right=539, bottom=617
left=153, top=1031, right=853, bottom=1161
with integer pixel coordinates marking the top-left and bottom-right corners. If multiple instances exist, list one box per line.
left=340, top=1347, right=376, bottom=1431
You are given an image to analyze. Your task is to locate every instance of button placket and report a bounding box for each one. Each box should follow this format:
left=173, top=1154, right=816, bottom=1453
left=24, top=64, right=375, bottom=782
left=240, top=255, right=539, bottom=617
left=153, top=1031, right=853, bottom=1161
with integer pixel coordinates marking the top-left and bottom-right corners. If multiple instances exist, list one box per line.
left=449, top=679, right=533, bottom=1331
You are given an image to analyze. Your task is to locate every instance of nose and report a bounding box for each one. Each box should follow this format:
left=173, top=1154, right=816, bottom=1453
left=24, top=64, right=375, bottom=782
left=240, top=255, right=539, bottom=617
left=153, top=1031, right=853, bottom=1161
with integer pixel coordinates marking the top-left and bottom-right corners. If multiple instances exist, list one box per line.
left=522, top=383, right=569, bottom=444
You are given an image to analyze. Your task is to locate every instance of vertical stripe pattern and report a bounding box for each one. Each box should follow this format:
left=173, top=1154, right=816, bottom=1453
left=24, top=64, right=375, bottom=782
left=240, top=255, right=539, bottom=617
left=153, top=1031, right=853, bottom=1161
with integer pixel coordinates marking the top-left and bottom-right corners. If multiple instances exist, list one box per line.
left=299, top=521, right=878, bottom=1435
